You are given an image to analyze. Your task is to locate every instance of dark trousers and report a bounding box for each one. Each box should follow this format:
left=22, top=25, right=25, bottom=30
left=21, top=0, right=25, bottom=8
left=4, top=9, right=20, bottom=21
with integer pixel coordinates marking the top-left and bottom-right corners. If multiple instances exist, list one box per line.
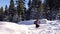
left=36, top=24, right=39, bottom=28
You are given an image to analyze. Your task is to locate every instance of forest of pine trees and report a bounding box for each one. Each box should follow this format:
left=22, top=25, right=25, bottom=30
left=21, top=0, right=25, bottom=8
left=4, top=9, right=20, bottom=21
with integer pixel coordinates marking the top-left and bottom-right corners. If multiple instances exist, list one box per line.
left=44, top=0, right=60, bottom=20
left=0, top=0, right=60, bottom=23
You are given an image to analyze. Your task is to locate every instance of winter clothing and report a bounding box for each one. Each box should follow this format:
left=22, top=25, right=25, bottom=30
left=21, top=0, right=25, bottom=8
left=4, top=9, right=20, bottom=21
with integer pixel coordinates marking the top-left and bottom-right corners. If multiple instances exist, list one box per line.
left=34, top=20, right=40, bottom=28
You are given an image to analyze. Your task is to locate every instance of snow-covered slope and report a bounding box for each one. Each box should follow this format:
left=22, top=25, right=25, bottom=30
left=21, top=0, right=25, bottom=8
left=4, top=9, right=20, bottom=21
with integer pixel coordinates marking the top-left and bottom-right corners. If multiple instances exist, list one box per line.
left=0, top=21, right=28, bottom=34
left=18, top=19, right=60, bottom=34
left=0, top=19, right=60, bottom=34
left=18, top=19, right=47, bottom=25
left=27, top=24, right=60, bottom=34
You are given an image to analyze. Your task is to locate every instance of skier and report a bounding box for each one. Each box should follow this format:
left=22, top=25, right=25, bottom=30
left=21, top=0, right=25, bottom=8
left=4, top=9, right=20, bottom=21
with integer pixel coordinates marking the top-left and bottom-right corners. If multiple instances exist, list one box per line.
left=34, top=18, right=40, bottom=28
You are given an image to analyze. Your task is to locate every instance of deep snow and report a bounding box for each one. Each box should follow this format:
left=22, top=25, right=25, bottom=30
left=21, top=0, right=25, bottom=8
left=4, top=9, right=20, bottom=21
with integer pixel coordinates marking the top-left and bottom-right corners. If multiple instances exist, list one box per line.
left=0, top=19, right=60, bottom=34
left=0, top=21, right=28, bottom=34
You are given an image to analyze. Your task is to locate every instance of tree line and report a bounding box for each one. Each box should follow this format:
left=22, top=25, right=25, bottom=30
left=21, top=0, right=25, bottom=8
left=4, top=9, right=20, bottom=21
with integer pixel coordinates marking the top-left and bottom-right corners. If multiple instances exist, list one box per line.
left=0, top=0, right=26, bottom=23
left=0, top=0, right=60, bottom=23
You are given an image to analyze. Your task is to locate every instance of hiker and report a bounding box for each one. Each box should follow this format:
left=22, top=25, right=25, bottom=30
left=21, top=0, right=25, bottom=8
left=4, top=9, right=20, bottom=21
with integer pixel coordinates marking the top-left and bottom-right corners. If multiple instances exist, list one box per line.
left=34, top=18, right=40, bottom=28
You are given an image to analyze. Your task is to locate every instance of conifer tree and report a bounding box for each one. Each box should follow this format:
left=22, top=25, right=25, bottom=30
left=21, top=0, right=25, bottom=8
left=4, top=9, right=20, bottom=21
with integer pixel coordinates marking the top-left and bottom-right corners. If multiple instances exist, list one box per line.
left=26, top=0, right=32, bottom=20
left=16, top=0, right=25, bottom=21
left=28, top=0, right=31, bottom=7
left=27, top=0, right=42, bottom=19
left=0, top=7, right=4, bottom=21
left=5, top=5, right=8, bottom=16
left=9, top=0, right=15, bottom=22
left=9, top=0, right=15, bottom=17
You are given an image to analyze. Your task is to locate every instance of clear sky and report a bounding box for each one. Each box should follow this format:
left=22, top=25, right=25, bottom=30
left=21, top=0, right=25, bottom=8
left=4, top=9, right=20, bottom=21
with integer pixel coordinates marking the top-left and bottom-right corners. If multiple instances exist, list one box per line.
left=0, top=0, right=10, bottom=8
left=0, top=0, right=44, bottom=9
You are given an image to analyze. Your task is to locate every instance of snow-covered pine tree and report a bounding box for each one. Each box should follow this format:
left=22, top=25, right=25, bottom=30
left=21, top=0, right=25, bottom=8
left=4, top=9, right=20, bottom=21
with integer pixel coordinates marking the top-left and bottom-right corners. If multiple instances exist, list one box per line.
left=9, top=0, right=15, bottom=22
left=16, top=0, right=25, bottom=21
left=27, top=0, right=42, bottom=20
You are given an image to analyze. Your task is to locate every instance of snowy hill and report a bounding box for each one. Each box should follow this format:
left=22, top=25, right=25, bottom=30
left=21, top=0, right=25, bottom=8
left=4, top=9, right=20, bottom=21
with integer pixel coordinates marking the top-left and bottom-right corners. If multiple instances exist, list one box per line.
left=0, top=19, right=60, bottom=34
left=18, top=19, right=60, bottom=34
left=0, top=21, right=28, bottom=34
left=18, top=19, right=47, bottom=25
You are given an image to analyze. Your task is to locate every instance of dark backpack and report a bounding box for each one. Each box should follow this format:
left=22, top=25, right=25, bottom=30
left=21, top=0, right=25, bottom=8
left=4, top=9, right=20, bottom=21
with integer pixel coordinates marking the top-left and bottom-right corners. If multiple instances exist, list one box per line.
left=34, top=21, right=36, bottom=24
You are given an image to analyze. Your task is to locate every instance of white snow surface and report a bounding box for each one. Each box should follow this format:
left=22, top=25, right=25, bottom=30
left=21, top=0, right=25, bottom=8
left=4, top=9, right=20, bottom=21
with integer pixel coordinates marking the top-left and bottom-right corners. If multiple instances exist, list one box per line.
left=0, top=19, right=60, bottom=34
left=0, top=21, right=28, bottom=34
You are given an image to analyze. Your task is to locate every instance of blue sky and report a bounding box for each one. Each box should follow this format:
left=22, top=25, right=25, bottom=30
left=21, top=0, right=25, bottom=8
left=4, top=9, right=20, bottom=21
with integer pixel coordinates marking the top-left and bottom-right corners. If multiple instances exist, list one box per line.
left=0, top=0, right=16, bottom=9
left=0, top=0, right=44, bottom=9
left=0, top=0, right=10, bottom=8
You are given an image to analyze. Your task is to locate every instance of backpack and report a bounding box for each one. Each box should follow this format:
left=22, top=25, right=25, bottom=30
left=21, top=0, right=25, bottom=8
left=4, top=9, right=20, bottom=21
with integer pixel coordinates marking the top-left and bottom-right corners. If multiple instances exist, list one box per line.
left=34, top=21, right=36, bottom=24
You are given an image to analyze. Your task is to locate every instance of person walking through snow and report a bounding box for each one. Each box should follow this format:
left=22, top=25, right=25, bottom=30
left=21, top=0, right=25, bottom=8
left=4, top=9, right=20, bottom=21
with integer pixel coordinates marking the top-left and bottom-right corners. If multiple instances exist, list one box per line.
left=34, top=18, right=40, bottom=28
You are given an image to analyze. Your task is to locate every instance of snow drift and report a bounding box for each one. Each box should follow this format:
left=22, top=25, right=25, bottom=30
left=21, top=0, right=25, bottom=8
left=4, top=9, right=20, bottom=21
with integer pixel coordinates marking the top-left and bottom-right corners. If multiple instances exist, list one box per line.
left=18, top=19, right=60, bottom=34
left=18, top=19, right=47, bottom=25
left=0, top=19, right=60, bottom=34
left=0, top=21, right=28, bottom=34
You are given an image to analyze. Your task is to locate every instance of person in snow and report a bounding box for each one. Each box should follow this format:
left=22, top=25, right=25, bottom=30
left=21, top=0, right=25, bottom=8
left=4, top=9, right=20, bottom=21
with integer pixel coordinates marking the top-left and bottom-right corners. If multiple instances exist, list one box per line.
left=34, top=18, right=40, bottom=28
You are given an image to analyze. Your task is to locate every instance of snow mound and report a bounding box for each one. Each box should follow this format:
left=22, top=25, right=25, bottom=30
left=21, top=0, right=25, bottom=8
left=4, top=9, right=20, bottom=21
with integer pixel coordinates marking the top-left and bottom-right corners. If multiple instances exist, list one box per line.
left=18, top=19, right=47, bottom=25
left=47, top=20, right=60, bottom=25
left=18, top=19, right=60, bottom=34
left=0, top=21, right=28, bottom=34
left=27, top=24, right=60, bottom=34
left=0, top=19, right=60, bottom=34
